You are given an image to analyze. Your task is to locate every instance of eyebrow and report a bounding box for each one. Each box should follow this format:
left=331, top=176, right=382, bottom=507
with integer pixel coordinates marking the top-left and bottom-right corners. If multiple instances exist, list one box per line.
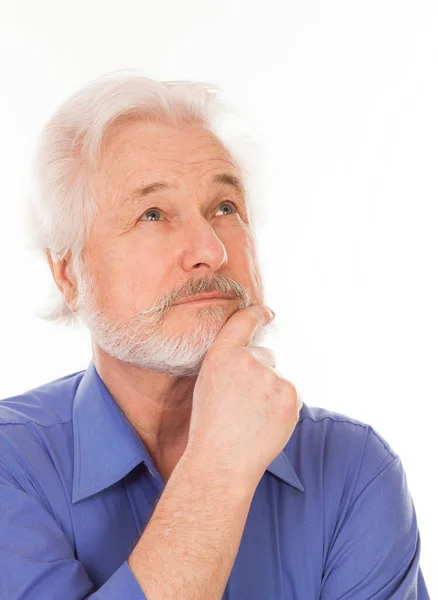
left=124, top=173, right=245, bottom=207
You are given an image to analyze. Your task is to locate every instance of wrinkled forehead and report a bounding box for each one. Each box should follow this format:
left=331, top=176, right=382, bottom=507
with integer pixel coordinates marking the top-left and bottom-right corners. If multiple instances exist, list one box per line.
left=94, top=119, right=244, bottom=211
left=99, top=118, right=236, bottom=170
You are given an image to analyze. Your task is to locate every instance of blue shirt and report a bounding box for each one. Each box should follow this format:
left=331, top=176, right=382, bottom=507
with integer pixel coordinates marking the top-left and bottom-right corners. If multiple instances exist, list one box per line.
left=0, top=360, right=429, bottom=599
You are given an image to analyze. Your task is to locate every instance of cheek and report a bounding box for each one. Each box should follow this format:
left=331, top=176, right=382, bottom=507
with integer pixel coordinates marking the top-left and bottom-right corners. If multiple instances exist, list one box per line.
left=229, top=233, right=256, bottom=268
left=83, top=256, right=132, bottom=316
left=233, top=236, right=264, bottom=295
left=91, top=231, right=174, bottom=306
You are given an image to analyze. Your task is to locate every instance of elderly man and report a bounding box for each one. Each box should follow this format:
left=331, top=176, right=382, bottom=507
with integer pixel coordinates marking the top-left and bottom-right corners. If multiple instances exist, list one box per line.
left=0, top=72, right=430, bottom=599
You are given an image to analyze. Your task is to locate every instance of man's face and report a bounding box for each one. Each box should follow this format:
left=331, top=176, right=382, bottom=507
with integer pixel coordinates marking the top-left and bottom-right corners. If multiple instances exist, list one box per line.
left=74, top=119, right=266, bottom=377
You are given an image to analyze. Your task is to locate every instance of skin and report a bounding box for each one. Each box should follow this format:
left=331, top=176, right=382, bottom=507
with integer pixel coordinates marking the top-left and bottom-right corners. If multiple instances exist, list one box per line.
left=47, top=119, right=267, bottom=482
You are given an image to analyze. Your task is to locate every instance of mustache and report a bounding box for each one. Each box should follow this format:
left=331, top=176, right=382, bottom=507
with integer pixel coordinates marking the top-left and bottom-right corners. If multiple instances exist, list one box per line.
left=75, top=268, right=252, bottom=318
left=174, top=276, right=245, bottom=302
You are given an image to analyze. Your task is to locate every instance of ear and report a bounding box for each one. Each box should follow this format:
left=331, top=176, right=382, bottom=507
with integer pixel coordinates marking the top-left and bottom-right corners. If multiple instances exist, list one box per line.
left=45, top=249, right=78, bottom=311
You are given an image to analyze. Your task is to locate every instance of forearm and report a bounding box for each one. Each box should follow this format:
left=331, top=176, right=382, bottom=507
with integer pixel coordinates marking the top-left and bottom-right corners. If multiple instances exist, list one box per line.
left=127, top=453, right=255, bottom=600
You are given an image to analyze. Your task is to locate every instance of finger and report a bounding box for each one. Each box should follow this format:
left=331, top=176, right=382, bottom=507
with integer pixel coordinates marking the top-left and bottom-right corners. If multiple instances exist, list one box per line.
left=214, top=305, right=274, bottom=350
left=248, top=346, right=276, bottom=368
left=297, top=389, right=303, bottom=411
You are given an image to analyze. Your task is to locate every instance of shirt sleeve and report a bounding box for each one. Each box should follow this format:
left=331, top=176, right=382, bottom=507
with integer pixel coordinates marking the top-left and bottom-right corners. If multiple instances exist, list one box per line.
left=320, top=429, right=430, bottom=599
left=0, top=460, right=147, bottom=599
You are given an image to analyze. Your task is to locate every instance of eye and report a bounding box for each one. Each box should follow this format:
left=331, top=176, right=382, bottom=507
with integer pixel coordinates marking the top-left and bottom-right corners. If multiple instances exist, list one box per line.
left=142, top=208, right=163, bottom=222
left=216, top=201, right=238, bottom=216
left=140, top=201, right=238, bottom=222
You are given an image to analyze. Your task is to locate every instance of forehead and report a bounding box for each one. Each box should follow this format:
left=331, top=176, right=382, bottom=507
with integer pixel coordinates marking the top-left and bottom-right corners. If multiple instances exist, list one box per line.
left=95, top=120, right=243, bottom=210
left=100, top=120, right=235, bottom=171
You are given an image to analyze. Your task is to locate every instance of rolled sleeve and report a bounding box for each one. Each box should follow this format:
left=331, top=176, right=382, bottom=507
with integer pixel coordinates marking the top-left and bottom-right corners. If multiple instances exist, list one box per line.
left=86, top=561, right=146, bottom=599
left=0, top=467, right=146, bottom=600
left=321, top=431, right=430, bottom=599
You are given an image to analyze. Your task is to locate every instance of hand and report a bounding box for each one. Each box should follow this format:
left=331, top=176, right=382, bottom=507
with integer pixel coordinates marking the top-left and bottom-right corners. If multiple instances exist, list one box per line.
left=185, top=305, right=301, bottom=489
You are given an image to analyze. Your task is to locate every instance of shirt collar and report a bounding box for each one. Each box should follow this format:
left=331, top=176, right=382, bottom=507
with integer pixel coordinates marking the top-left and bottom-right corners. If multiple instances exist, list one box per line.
left=72, top=360, right=304, bottom=504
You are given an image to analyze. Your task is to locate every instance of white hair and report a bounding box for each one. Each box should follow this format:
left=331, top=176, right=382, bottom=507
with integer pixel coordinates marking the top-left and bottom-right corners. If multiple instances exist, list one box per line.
left=24, top=69, right=269, bottom=328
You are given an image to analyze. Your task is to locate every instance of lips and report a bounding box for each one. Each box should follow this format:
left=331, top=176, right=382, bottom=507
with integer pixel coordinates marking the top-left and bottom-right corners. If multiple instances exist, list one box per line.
left=174, top=292, right=234, bottom=305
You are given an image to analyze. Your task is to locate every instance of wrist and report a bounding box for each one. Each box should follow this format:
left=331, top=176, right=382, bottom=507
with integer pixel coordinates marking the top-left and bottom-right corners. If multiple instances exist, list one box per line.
left=177, top=449, right=257, bottom=503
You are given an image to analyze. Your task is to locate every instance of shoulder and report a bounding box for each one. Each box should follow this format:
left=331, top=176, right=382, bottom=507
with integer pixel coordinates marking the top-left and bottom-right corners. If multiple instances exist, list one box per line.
left=297, top=403, right=397, bottom=457
left=0, top=368, right=86, bottom=428
left=290, top=403, right=398, bottom=496
left=0, top=369, right=86, bottom=497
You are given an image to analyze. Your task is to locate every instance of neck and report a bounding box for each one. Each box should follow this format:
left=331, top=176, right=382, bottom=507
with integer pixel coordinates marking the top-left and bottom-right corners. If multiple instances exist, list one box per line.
left=92, top=345, right=196, bottom=472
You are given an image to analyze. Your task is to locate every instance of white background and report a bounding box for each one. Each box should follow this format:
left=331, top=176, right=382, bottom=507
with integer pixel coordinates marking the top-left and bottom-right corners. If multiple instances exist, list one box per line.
left=0, top=0, right=436, bottom=595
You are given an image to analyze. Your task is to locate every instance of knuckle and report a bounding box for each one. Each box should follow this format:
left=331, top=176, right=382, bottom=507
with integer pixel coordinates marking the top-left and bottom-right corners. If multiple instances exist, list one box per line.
left=281, top=380, right=298, bottom=403
left=287, top=380, right=298, bottom=399
left=244, top=352, right=262, bottom=370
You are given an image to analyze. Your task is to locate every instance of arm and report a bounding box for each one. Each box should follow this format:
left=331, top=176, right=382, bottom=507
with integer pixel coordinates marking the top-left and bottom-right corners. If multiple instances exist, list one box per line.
left=127, top=450, right=255, bottom=600
left=321, top=430, right=430, bottom=599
